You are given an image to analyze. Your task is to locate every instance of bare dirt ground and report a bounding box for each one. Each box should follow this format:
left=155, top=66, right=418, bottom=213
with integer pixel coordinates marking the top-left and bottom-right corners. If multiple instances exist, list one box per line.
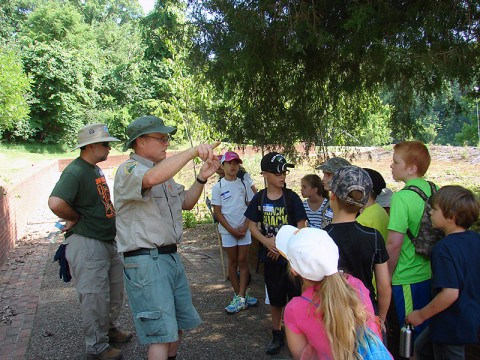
left=296, top=145, right=480, bottom=191
left=170, top=144, right=480, bottom=190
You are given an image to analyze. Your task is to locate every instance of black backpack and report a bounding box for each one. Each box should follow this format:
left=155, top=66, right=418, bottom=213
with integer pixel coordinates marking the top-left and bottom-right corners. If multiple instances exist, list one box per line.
left=237, top=169, right=246, bottom=181
left=404, top=181, right=444, bottom=257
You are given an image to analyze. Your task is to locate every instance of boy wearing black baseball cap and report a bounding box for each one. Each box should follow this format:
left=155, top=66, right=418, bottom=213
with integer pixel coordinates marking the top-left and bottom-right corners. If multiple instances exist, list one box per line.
left=244, top=152, right=307, bottom=355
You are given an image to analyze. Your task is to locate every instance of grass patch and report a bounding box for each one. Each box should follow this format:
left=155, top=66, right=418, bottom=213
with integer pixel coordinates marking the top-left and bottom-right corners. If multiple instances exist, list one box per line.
left=0, top=141, right=69, bottom=155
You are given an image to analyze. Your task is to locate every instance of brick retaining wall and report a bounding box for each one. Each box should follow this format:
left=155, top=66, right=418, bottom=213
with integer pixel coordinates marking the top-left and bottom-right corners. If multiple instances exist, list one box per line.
left=0, top=161, right=58, bottom=266
left=0, top=151, right=227, bottom=267
left=0, top=155, right=141, bottom=266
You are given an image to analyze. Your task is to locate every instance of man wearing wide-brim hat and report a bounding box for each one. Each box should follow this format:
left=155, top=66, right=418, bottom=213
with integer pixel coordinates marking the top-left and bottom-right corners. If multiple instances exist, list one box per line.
left=48, top=123, right=132, bottom=360
left=114, top=115, right=220, bottom=360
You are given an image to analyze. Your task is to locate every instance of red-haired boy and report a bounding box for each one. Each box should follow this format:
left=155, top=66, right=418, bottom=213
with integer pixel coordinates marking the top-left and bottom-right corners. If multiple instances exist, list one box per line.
left=386, top=141, right=434, bottom=340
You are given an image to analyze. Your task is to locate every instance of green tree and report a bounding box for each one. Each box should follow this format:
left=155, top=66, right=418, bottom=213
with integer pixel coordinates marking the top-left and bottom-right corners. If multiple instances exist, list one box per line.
left=454, top=92, right=480, bottom=146
left=455, top=118, right=479, bottom=146
left=91, top=19, right=150, bottom=138
left=137, top=0, right=222, bottom=145
left=19, top=1, right=101, bottom=144
left=385, top=82, right=478, bottom=145
left=0, top=0, right=47, bottom=41
left=190, top=1, right=480, bottom=151
left=69, top=0, right=143, bottom=25
left=0, top=45, right=31, bottom=138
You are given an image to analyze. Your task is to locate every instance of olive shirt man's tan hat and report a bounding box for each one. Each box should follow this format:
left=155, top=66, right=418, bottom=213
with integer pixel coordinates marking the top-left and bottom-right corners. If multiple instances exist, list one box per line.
left=123, top=115, right=177, bottom=151
left=74, top=123, right=120, bottom=149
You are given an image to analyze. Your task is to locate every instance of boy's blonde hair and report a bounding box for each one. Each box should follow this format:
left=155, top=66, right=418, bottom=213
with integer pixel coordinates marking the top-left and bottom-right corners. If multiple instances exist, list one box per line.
left=433, top=185, right=480, bottom=229
left=394, top=141, right=431, bottom=176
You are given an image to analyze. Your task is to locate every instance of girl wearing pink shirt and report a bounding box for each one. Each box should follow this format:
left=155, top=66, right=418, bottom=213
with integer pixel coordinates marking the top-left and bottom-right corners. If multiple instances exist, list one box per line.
left=276, top=226, right=392, bottom=360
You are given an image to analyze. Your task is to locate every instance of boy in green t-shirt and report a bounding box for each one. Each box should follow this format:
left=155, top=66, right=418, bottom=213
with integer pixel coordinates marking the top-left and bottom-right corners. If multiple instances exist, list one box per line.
left=387, top=140, right=434, bottom=340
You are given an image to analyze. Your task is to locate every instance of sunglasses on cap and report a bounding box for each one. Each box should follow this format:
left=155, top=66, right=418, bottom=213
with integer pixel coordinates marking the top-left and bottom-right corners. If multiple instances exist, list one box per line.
left=265, top=170, right=290, bottom=176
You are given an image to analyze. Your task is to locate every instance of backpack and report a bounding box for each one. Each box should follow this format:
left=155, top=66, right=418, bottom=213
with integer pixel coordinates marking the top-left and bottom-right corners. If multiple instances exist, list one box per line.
left=403, top=181, right=444, bottom=257
left=357, top=329, right=392, bottom=360
left=237, top=168, right=246, bottom=181
left=301, top=296, right=392, bottom=360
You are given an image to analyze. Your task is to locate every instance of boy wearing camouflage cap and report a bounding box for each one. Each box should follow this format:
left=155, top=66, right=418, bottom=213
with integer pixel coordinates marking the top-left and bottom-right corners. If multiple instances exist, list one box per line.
left=315, top=157, right=350, bottom=228
left=323, top=166, right=391, bottom=338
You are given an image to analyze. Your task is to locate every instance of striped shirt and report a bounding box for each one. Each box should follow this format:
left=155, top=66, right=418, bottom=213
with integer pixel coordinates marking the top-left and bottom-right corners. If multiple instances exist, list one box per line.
left=303, top=198, right=328, bottom=229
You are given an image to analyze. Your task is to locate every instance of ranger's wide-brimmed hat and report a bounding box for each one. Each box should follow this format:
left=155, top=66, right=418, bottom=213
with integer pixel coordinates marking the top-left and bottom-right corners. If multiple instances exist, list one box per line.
left=123, top=115, right=177, bottom=151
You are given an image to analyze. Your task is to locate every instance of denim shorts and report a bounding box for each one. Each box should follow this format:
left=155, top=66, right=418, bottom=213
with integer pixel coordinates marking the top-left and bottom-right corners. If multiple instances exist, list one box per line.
left=123, top=249, right=201, bottom=344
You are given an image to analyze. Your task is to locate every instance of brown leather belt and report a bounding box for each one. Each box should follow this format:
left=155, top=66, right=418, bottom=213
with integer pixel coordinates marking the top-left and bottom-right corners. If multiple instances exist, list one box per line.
left=123, top=244, right=177, bottom=257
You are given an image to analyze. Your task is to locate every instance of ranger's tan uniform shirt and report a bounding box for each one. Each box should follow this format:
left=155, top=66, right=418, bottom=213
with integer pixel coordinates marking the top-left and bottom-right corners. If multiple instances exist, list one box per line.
left=114, top=153, right=186, bottom=253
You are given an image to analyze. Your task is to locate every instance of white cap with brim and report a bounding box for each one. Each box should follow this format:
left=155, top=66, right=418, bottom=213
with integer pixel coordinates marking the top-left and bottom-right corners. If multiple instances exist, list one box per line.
left=276, top=225, right=339, bottom=282
left=74, top=123, right=120, bottom=149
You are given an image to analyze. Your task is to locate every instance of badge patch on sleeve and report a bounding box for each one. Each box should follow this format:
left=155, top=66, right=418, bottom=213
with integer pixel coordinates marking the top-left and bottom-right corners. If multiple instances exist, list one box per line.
left=124, top=162, right=137, bottom=175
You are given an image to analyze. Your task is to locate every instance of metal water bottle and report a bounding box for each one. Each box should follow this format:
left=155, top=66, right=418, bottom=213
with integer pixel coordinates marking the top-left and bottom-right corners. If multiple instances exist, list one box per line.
left=399, top=323, right=414, bottom=358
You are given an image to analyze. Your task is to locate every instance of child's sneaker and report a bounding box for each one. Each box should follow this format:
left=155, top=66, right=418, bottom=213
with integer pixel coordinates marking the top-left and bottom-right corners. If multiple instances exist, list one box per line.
left=225, top=294, right=246, bottom=314
left=245, top=289, right=258, bottom=307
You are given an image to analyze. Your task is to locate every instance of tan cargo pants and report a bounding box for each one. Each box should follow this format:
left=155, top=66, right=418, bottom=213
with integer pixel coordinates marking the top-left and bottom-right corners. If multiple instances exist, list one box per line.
left=65, top=234, right=124, bottom=355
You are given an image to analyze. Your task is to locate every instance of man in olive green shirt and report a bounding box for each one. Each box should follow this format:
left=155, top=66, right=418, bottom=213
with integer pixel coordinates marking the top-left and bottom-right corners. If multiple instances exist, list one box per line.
left=49, top=124, right=132, bottom=360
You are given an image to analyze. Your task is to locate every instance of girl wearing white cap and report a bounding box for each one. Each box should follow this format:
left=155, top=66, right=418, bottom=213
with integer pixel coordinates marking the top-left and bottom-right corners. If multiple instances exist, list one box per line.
left=276, top=225, right=392, bottom=360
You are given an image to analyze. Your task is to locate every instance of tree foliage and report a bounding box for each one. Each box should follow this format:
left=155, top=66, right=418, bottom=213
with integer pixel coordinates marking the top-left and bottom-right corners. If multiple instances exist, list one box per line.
left=139, top=0, right=222, bottom=144
left=69, top=0, right=143, bottom=25
left=18, top=1, right=100, bottom=144
left=1, top=0, right=479, bottom=149
left=0, top=0, right=48, bottom=41
left=190, top=0, right=480, bottom=152
left=0, top=45, right=31, bottom=137
left=4, top=0, right=156, bottom=145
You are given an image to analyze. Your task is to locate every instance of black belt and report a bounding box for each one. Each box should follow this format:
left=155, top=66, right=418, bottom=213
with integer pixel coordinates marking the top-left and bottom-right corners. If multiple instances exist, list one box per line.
left=123, top=244, right=177, bottom=257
